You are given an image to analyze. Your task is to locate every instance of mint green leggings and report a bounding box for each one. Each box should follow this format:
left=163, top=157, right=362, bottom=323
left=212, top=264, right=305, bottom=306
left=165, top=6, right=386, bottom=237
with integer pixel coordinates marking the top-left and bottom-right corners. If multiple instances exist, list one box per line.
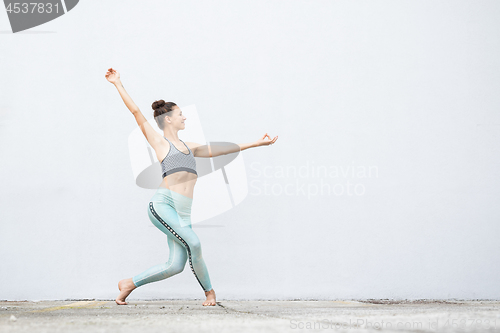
left=132, top=188, right=213, bottom=292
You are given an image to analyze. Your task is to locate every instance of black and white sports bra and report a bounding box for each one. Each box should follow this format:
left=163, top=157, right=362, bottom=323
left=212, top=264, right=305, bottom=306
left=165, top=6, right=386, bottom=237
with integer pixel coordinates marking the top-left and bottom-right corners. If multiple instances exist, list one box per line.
left=160, top=137, right=197, bottom=178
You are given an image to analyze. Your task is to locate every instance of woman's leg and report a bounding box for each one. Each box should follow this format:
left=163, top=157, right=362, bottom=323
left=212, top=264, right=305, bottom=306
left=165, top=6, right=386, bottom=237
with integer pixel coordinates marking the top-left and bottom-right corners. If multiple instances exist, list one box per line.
left=116, top=214, right=188, bottom=305
left=148, top=201, right=213, bottom=293
left=117, top=196, right=215, bottom=306
left=132, top=234, right=187, bottom=287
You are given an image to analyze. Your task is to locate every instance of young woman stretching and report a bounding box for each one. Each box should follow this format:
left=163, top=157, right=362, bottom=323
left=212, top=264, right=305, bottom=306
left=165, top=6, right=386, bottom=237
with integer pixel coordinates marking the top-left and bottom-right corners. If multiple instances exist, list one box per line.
left=105, top=68, right=278, bottom=306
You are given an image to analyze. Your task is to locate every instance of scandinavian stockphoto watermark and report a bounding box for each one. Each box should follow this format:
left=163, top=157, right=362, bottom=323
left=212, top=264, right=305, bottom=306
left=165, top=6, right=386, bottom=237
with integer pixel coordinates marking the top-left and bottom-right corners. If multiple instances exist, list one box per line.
left=3, top=0, right=79, bottom=33
left=249, top=160, right=378, bottom=199
left=289, top=317, right=498, bottom=330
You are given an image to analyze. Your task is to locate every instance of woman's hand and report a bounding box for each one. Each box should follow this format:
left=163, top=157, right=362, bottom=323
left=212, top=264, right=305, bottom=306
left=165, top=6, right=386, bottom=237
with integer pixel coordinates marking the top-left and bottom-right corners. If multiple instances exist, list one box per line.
left=105, top=67, right=120, bottom=84
left=256, top=133, right=278, bottom=147
left=106, top=68, right=140, bottom=114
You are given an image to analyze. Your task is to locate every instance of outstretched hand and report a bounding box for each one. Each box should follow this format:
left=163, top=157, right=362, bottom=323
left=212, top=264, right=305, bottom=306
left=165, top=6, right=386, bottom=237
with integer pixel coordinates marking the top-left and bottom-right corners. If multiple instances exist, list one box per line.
left=105, top=67, right=120, bottom=84
left=256, top=133, right=278, bottom=147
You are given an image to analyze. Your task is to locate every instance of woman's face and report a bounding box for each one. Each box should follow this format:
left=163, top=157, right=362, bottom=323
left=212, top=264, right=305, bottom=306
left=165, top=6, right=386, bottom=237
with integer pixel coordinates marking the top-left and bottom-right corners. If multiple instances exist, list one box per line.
left=168, top=106, right=187, bottom=129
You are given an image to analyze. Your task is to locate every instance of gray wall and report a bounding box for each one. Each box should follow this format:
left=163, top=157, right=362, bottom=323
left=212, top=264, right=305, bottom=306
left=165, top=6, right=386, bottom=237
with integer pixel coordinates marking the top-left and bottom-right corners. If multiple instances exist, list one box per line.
left=1, top=0, right=499, bottom=301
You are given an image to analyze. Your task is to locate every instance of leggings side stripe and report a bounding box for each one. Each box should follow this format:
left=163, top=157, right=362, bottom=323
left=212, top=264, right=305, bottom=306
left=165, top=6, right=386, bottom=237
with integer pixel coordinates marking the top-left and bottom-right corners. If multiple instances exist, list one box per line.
left=148, top=202, right=209, bottom=292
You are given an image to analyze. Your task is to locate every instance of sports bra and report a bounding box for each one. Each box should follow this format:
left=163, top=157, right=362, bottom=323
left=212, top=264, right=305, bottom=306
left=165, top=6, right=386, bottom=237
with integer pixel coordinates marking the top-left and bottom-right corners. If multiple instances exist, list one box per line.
left=160, top=137, right=197, bottom=178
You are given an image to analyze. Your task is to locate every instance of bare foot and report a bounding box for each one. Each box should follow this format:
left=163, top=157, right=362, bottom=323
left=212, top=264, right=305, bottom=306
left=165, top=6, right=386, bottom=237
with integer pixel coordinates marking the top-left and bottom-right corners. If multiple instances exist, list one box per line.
left=115, top=278, right=137, bottom=305
left=203, top=289, right=216, bottom=306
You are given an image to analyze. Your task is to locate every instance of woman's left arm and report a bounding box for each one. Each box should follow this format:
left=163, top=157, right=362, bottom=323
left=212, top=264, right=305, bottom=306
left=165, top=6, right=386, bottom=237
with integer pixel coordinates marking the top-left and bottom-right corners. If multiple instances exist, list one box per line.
left=186, top=133, right=278, bottom=158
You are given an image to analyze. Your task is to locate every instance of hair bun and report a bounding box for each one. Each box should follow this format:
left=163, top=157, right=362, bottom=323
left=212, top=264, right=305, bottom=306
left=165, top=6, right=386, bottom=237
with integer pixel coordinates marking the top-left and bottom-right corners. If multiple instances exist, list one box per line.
left=152, top=99, right=166, bottom=110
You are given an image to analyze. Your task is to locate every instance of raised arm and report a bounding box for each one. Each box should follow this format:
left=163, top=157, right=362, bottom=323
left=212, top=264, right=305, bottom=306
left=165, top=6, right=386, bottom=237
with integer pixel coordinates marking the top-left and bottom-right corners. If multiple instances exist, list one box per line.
left=105, top=68, right=163, bottom=148
left=186, top=133, right=278, bottom=158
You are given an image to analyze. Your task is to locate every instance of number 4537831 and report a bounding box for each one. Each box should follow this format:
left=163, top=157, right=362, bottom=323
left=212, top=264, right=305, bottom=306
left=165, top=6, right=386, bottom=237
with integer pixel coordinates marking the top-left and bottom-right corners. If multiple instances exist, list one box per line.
left=6, top=2, right=61, bottom=14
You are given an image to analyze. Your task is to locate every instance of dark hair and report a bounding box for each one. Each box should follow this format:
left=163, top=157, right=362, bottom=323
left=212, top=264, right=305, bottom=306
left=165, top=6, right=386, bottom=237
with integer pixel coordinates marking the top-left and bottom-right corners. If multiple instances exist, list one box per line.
left=152, top=100, right=177, bottom=129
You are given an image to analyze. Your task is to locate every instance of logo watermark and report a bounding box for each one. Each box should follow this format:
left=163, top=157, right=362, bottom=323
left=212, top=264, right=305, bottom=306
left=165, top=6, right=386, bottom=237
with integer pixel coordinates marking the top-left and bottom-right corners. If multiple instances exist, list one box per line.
left=128, top=104, right=249, bottom=226
left=3, top=0, right=79, bottom=33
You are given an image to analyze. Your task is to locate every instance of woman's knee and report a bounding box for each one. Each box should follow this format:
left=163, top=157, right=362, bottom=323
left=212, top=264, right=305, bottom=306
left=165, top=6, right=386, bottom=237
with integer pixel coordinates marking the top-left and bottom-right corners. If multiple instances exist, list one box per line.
left=167, top=250, right=187, bottom=274
left=169, top=262, right=186, bottom=275
left=186, top=239, right=204, bottom=259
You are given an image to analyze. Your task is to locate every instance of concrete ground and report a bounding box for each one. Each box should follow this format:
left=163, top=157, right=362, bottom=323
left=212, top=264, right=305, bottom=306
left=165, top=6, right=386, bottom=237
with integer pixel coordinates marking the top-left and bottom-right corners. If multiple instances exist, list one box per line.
left=0, top=299, right=499, bottom=332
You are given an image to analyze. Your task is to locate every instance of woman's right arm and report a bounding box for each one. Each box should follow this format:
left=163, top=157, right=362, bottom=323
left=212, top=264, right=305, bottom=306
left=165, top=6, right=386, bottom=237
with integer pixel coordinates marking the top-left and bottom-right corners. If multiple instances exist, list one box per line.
left=114, top=79, right=140, bottom=114
left=106, top=67, right=139, bottom=113
left=105, top=68, right=163, bottom=146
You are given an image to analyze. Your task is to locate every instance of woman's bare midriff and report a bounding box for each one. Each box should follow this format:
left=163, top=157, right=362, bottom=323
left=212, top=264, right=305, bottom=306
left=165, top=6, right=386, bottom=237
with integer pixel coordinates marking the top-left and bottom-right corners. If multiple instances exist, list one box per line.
left=160, top=171, right=198, bottom=199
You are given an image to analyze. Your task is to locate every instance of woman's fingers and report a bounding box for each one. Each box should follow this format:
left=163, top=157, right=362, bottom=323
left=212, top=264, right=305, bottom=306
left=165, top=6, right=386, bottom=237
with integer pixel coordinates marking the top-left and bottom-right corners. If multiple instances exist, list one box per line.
left=258, top=133, right=278, bottom=146
left=259, top=133, right=278, bottom=146
left=104, top=68, right=118, bottom=82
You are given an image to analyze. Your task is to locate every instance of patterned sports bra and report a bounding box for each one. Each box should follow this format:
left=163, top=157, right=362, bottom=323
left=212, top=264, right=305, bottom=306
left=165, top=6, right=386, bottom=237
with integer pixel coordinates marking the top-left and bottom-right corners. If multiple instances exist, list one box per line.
left=160, top=137, right=197, bottom=178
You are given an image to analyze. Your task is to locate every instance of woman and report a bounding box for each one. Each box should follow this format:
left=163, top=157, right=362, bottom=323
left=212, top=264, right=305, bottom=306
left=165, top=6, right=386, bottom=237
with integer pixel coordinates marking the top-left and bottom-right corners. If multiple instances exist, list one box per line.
left=104, top=68, right=278, bottom=306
